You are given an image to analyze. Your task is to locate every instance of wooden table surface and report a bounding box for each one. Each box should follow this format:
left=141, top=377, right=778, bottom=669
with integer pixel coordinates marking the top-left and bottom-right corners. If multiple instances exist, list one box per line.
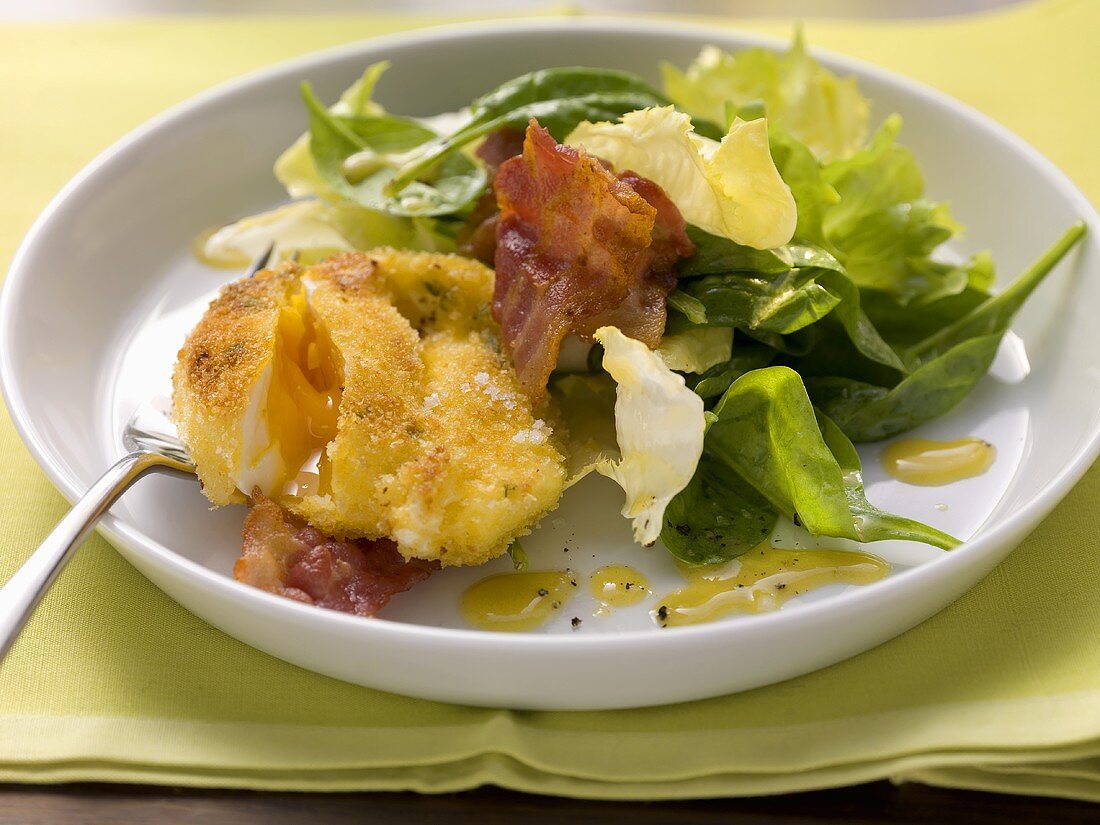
left=0, top=781, right=1093, bottom=824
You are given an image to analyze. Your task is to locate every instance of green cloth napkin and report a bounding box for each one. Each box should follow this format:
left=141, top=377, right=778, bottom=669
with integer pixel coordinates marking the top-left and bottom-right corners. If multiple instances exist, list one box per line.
left=2, top=0, right=1100, bottom=802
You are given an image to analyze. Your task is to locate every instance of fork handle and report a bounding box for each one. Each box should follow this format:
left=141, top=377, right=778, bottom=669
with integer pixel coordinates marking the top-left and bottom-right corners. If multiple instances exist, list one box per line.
left=0, top=451, right=190, bottom=663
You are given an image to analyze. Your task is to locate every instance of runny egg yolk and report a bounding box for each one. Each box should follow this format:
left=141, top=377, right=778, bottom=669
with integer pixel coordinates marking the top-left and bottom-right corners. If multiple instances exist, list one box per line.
left=266, top=286, right=342, bottom=497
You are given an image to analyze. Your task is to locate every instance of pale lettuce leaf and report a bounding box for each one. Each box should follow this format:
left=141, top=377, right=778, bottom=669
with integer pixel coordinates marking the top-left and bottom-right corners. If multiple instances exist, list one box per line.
left=202, top=199, right=453, bottom=265
left=203, top=200, right=353, bottom=264
left=662, top=31, right=870, bottom=162
left=593, top=326, right=706, bottom=545
left=657, top=327, right=733, bottom=373
left=821, top=115, right=982, bottom=304
left=567, top=106, right=796, bottom=250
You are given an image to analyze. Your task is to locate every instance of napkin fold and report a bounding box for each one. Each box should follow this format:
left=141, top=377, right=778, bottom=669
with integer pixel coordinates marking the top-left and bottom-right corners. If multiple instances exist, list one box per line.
left=2, top=0, right=1100, bottom=802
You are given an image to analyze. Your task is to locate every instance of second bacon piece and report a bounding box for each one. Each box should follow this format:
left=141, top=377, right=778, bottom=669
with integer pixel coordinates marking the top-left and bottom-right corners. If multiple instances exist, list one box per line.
left=491, top=120, right=694, bottom=399
left=236, top=495, right=437, bottom=617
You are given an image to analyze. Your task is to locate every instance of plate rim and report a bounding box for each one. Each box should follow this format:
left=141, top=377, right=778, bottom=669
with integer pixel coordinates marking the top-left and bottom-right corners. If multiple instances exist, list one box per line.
left=2, top=15, right=1099, bottom=652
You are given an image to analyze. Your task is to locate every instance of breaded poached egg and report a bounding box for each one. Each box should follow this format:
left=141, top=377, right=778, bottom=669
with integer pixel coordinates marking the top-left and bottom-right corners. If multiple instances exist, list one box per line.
left=172, top=250, right=567, bottom=566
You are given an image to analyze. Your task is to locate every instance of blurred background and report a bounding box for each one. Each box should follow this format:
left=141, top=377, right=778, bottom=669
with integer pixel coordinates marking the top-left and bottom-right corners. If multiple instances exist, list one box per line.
left=0, top=0, right=1025, bottom=20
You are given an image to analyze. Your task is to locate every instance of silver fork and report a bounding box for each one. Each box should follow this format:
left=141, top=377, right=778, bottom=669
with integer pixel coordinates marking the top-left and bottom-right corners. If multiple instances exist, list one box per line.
left=0, top=244, right=275, bottom=663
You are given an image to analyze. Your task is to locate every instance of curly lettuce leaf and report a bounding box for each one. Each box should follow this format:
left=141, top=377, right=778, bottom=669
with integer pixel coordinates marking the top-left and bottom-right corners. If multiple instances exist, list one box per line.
left=202, top=200, right=352, bottom=265
left=201, top=200, right=455, bottom=266
left=593, top=327, right=706, bottom=546
left=566, top=106, right=796, bottom=250
left=681, top=93, right=987, bottom=308
left=768, top=123, right=839, bottom=246
left=662, top=31, right=870, bottom=162
left=819, top=115, right=993, bottom=305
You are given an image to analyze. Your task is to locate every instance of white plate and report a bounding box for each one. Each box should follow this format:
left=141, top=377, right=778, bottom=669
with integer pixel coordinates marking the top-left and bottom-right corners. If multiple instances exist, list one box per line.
left=2, top=19, right=1098, bottom=710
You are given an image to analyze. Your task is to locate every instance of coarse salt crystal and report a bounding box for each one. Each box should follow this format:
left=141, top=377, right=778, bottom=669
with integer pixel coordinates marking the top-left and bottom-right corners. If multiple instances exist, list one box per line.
left=512, top=427, right=548, bottom=445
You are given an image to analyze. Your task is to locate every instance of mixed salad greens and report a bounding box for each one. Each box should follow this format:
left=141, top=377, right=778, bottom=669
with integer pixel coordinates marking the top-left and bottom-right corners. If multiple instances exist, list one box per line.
left=205, top=32, right=1084, bottom=567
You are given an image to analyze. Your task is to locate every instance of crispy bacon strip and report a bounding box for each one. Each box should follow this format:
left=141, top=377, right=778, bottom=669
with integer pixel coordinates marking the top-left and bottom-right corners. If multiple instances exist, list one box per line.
left=236, top=496, right=436, bottom=616
left=491, top=120, right=693, bottom=398
left=476, top=127, right=527, bottom=171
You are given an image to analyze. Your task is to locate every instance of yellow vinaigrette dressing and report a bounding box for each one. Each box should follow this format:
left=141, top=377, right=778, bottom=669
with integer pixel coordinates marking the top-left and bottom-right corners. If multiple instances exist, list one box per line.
left=588, top=565, right=650, bottom=609
left=654, top=546, right=889, bottom=628
left=882, top=437, right=996, bottom=486
left=460, top=571, right=577, bottom=632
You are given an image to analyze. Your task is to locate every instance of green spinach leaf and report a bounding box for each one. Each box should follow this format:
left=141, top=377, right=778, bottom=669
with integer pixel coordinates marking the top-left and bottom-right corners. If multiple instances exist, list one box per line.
left=388, top=67, right=668, bottom=193
left=677, top=227, right=904, bottom=374
left=689, top=341, right=776, bottom=399
left=707, top=367, right=857, bottom=540
left=678, top=225, right=792, bottom=277
left=666, top=291, right=709, bottom=325
left=808, top=223, right=1085, bottom=440
left=817, top=413, right=959, bottom=549
left=781, top=318, right=906, bottom=389
left=808, top=333, right=1002, bottom=441
left=681, top=270, right=841, bottom=335
left=813, top=268, right=907, bottom=373
left=860, top=286, right=989, bottom=350
left=742, top=325, right=819, bottom=357
left=507, top=540, right=530, bottom=571
left=906, top=221, right=1086, bottom=362
left=302, top=83, right=486, bottom=217
left=389, top=91, right=664, bottom=193
left=468, top=67, right=667, bottom=124
left=661, top=452, right=778, bottom=564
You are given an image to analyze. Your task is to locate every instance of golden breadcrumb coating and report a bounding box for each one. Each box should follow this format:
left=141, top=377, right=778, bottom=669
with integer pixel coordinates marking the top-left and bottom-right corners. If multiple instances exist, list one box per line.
left=290, top=254, right=426, bottom=538
left=172, top=249, right=567, bottom=566
left=385, top=329, right=565, bottom=564
left=172, top=265, right=298, bottom=506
